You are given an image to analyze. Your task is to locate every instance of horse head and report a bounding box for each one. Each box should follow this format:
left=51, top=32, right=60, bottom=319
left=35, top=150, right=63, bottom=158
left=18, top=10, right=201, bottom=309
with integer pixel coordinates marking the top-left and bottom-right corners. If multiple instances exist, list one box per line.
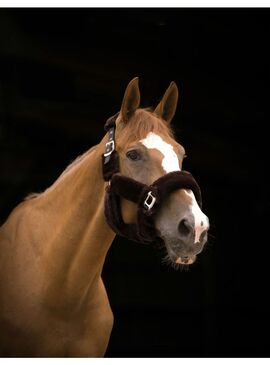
left=106, top=77, right=209, bottom=267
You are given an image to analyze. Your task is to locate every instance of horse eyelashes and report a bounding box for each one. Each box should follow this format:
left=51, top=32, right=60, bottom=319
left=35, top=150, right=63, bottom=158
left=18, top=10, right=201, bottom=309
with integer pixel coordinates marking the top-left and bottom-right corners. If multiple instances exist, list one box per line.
left=126, top=150, right=141, bottom=161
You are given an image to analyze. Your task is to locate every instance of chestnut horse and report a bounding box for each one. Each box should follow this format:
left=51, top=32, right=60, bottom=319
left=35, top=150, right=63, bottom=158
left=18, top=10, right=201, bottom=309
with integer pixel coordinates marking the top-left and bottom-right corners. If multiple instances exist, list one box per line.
left=0, top=77, right=209, bottom=356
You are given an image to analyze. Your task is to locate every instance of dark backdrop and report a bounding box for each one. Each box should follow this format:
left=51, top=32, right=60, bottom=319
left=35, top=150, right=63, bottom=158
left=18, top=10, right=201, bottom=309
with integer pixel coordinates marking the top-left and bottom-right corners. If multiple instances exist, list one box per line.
left=0, top=8, right=269, bottom=357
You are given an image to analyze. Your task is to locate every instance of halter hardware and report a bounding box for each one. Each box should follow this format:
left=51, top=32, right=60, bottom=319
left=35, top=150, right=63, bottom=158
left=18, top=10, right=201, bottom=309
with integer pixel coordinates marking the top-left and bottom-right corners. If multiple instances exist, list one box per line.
left=104, top=140, right=115, bottom=157
left=102, top=112, right=203, bottom=245
left=144, top=191, right=156, bottom=211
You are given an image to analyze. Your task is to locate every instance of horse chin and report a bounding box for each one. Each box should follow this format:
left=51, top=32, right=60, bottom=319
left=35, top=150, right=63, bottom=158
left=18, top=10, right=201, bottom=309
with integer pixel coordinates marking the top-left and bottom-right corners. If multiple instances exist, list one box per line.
left=163, top=239, right=197, bottom=267
left=175, top=255, right=196, bottom=265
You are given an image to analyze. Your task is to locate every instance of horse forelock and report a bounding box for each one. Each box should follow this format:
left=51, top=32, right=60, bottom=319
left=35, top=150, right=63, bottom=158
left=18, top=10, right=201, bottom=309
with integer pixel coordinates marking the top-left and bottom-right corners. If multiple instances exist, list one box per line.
left=116, top=108, right=174, bottom=148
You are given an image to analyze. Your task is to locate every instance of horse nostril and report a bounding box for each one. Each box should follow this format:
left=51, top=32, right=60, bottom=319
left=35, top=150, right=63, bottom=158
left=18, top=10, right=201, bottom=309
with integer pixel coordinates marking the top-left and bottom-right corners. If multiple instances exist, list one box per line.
left=178, top=218, right=193, bottom=237
left=199, top=229, right=208, bottom=243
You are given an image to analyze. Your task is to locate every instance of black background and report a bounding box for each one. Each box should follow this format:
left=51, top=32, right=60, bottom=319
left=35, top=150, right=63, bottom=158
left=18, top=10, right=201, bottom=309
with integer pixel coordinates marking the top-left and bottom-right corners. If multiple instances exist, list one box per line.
left=0, top=8, right=269, bottom=357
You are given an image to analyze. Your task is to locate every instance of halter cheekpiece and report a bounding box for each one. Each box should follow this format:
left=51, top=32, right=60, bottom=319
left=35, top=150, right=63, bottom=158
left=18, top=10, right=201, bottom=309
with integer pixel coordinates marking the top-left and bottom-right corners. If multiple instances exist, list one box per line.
left=102, top=112, right=203, bottom=245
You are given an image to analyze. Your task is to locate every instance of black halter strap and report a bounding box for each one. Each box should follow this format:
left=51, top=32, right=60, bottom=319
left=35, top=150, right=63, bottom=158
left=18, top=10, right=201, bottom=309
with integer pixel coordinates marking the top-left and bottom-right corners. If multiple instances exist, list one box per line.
left=102, top=112, right=120, bottom=181
left=102, top=113, right=202, bottom=245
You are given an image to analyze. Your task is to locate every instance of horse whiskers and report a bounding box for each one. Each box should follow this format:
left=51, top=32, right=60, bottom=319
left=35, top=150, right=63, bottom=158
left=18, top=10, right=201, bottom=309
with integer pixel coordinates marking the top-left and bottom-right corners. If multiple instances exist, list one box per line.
left=203, top=239, right=213, bottom=251
left=161, top=254, right=176, bottom=270
left=161, top=254, right=189, bottom=272
left=161, top=253, right=171, bottom=265
left=207, top=232, right=216, bottom=240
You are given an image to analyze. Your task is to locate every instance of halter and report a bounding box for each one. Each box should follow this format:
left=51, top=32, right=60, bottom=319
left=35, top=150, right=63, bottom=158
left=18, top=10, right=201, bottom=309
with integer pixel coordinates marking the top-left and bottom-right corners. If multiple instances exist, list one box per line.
left=102, top=112, right=203, bottom=245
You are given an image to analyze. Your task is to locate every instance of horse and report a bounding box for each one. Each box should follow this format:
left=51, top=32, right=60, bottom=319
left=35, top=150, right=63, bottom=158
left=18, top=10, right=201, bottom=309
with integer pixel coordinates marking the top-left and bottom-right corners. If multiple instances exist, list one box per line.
left=0, top=77, right=209, bottom=356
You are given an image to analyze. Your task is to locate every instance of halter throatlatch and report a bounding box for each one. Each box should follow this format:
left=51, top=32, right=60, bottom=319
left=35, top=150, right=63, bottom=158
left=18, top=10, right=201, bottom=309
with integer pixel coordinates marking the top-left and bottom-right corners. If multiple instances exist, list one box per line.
left=102, top=113, right=202, bottom=245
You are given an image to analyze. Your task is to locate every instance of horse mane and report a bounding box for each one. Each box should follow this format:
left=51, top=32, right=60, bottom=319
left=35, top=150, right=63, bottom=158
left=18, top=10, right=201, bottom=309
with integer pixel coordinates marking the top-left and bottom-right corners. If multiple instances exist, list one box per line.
left=25, top=146, right=97, bottom=200
left=116, top=108, right=174, bottom=147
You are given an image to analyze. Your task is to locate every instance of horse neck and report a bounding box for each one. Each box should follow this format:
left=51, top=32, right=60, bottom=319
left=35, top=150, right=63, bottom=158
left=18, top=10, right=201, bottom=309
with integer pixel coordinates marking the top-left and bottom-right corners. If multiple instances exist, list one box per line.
left=32, top=135, right=115, bottom=312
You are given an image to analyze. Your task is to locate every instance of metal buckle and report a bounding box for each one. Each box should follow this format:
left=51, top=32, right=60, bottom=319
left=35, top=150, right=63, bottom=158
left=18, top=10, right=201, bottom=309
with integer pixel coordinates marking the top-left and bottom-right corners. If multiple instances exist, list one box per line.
left=104, top=140, right=115, bottom=157
left=144, top=191, right=156, bottom=211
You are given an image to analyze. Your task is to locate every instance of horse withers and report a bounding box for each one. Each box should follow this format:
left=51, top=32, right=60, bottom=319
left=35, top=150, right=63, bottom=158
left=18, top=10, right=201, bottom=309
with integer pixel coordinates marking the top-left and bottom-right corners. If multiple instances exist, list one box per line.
left=0, top=77, right=209, bottom=356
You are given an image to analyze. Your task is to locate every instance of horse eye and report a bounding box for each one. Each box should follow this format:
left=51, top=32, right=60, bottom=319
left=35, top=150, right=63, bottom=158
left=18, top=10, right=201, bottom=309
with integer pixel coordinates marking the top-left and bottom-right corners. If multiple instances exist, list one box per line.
left=126, top=150, right=141, bottom=161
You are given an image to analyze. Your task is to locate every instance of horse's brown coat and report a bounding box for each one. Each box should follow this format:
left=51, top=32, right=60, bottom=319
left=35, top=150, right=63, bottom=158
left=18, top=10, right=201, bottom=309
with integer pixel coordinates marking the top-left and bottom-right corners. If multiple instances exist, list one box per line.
left=0, top=78, right=207, bottom=356
left=0, top=137, right=115, bottom=356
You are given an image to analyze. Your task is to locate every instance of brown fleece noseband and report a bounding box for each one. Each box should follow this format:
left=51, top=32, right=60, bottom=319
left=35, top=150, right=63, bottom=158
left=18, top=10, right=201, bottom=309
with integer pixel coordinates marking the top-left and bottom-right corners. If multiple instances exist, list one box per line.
left=102, top=113, right=203, bottom=245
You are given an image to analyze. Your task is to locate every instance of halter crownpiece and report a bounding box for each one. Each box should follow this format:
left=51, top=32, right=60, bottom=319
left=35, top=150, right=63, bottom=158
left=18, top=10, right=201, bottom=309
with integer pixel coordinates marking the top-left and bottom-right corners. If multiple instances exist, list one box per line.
left=102, top=113, right=203, bottom=245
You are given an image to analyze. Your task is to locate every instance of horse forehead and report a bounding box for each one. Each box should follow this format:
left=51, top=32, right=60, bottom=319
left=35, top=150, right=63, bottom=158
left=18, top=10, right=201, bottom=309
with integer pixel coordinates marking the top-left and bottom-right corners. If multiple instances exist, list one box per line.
left=139, top=132, right=174, bottom=151
left=139, top=132, right=180, bottom=173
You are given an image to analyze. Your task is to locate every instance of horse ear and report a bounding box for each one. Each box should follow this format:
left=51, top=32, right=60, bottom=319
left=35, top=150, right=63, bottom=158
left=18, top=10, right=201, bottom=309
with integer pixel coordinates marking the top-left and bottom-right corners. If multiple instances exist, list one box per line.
left=154, top=82, right=179, bottom=124
left=120, top=77, right=140, bottom=123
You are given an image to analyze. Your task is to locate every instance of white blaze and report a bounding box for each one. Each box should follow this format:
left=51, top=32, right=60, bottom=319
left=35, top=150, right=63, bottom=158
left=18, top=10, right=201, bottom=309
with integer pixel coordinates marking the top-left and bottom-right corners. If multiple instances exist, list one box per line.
left=140, top=132, right=180, bottom=173
left=184, top=190, right=209, bottom=243
left=140, top=132, right=209, bottom=243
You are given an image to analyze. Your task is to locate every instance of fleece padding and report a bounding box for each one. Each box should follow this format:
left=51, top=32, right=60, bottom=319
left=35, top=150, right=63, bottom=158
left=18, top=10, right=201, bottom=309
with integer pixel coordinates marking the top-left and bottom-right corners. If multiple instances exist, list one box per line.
left=104, top=170, right=202, bottom=245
